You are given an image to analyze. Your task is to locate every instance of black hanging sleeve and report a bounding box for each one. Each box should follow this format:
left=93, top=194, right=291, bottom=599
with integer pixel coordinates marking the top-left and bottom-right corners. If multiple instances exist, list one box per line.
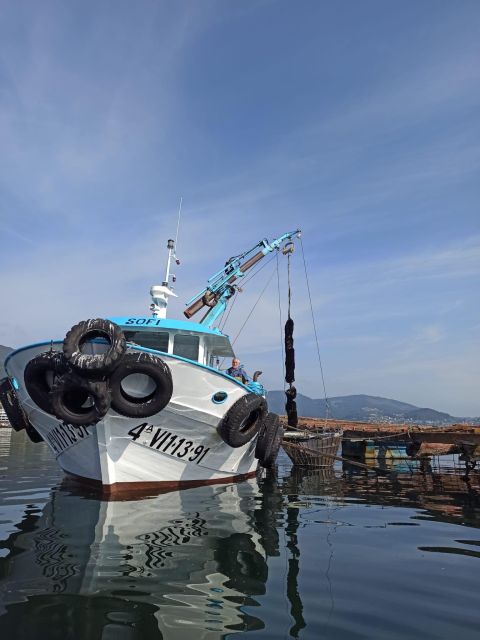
left=285, top=317, right=295, bottom=384
left=285, top=386, right=298, bottom=428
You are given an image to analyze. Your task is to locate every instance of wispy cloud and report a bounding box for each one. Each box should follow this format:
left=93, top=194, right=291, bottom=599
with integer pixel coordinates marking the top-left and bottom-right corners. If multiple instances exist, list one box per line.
left=414, top=324, right=446, bottom=344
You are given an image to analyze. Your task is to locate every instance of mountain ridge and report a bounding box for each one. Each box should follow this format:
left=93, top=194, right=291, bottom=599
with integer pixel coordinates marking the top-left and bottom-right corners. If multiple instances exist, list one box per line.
left=266, top=391, right=475, bottom=425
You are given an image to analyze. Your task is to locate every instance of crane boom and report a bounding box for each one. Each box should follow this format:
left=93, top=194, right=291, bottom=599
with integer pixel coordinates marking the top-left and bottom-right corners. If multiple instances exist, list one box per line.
left=184, top=229, right=301, bottom=327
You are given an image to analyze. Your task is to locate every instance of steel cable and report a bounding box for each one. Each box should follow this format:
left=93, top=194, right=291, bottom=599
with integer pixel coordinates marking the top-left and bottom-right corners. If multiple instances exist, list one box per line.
left=299, top=237, right=332, bottom=420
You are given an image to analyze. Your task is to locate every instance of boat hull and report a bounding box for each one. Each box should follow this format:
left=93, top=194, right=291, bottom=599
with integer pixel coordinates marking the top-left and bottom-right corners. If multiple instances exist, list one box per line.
left=5, top=343, right=260, bottom=491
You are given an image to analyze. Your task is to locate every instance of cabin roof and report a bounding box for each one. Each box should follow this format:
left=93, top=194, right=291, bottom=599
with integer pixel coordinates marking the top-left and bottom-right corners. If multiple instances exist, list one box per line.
left=109, top=316, right=226, bottom=337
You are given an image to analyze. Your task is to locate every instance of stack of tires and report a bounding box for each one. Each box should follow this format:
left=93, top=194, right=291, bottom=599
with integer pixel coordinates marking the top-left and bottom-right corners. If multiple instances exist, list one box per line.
left=24, top=319, right=173, bottom=426
left=255, top=412, right=284, bottom=468
left=217, top=394, right=284, bottom=468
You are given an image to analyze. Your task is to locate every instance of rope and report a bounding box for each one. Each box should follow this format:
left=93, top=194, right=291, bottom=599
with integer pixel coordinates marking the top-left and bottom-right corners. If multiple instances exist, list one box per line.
left=219, top=289, right=238, bottom=331
left=299, top=237, right=331, bottom=420
left=239, top=251, right=277, bottom=288
left=231, top=264, right=277, bottom=346
left=276, top=252, right=286, bottom=389
left=218, top=252, right=278, bottom=334
left=287, top=252, right=292, bottom=319
left=218, top=253, right=279, bottom=368
left=342, top=431, right=406, bottom=442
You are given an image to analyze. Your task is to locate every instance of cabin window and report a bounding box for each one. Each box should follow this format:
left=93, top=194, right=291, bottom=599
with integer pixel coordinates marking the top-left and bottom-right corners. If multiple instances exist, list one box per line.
left=209, top=354, right=219, bottom=368
left=173, top=334, right=199, bottom=361
left=124, top=331, right=169, bottom=353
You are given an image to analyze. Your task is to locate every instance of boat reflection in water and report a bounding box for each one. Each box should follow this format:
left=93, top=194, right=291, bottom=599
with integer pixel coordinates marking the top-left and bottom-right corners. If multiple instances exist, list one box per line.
left=0, top=476, right=278, bottom=638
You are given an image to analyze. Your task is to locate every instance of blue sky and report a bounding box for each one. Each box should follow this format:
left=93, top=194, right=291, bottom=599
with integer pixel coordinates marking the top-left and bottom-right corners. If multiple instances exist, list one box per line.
left=0, top=1, right=479, bottom=415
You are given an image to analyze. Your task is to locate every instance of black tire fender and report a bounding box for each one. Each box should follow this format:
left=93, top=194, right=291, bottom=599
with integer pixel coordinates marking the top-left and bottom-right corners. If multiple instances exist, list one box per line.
left=63, top=318, right=126, bottom=378
left=109, top=352, right=173, bottom=418
left=0, top=377, right=43, bottom=442
left=51, top=373, right=111, bottom=426
left=217, top=393, right=267, bottom=448
left=255, top=412, right=284, bottom=468
left=24, top=351, right=71, bottom=415
left=25, top=422, right=44, bottom=443
left=0, top=377, right=30, bottom=432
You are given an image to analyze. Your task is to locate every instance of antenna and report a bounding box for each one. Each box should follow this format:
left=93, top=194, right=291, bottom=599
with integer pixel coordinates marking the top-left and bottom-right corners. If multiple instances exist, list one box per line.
left=149, top=199, right=183, bottom=318
left=174, top=197, right=182, bottom=257
left=172, top=196, right=182, bottom=278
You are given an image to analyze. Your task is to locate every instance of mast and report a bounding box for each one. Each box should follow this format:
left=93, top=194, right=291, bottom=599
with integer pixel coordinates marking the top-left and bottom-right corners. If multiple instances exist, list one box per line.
left=163, top=238, right=175, bottom=287
left=150, top=201, right=182, bottom=319
left=150, top=238, right=179, bottom=319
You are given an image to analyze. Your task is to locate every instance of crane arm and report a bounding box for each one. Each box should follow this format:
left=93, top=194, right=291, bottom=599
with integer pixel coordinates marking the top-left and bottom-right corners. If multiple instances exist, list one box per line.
left=184, top=229, right=301, bottom=326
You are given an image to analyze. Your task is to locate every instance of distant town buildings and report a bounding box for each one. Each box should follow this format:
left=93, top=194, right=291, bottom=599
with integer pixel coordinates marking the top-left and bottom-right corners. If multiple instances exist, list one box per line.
left=0, top=405, right=9, bottom=427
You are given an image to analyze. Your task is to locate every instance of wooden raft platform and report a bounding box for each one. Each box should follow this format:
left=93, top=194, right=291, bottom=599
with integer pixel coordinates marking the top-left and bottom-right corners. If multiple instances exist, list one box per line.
left=280, top=417, right=480, bottom=447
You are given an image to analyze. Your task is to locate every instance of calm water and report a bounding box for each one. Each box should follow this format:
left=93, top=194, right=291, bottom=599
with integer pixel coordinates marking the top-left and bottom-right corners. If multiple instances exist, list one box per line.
left=1, top=429, right=480, bottom=639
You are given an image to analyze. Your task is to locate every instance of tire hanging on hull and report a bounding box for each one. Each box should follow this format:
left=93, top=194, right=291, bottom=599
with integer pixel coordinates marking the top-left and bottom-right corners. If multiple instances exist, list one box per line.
left=63, top=318, right=126, bottom=378
left=255, top=412, right=284, bottom=468
left=0, top=377, right=43, bottom=442
left=109, top=352, right=173, bottom=418
left=218, top=393, right=267, bottom=448
left=50, top=373, right=111, bottom=426
left=24, top=351, right=83, bottom=415
left=0, top=377, right=30, bottom=432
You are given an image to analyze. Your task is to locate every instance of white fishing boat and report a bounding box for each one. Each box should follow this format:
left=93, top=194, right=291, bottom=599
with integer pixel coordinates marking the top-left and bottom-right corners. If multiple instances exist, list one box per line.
left=1, top=230, right=301, bottom=493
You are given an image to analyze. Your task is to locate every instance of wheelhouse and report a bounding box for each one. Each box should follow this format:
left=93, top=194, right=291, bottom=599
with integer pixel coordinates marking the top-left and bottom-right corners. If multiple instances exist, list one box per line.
left=109, top=316, right=235, bottom=368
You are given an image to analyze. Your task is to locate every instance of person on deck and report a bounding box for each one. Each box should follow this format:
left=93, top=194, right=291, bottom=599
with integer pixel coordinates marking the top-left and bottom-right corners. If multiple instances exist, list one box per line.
left=226, top=358, right=252, bottom=384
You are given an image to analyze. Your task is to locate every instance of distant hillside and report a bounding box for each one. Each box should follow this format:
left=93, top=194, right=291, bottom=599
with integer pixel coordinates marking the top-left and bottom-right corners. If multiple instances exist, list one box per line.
left=266, top=391, right=465, bottom=425
left=403, top=407, right=452, bottom=422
